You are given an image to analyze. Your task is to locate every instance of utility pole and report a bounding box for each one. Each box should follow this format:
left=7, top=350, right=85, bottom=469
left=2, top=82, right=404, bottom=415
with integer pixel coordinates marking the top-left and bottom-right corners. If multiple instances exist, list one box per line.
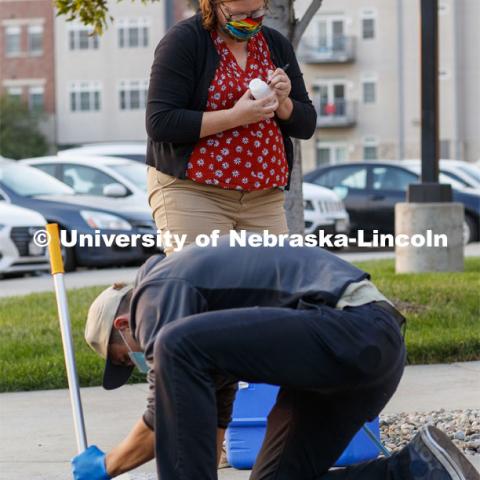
left=407, top=0, right=451, bottom=202
left=395, top=0, right=464, bottom=273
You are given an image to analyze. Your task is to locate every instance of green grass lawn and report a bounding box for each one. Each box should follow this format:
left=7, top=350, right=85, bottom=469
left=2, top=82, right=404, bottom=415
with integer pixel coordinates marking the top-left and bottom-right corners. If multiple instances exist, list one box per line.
left=355, top=257, right=480, bottom=366
left=0, top=257, right=479, bottom=392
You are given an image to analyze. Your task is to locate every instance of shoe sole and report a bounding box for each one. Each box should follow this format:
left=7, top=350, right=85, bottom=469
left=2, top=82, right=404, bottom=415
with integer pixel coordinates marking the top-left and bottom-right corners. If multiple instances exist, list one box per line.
left=421, top=426, right=480, bottom=480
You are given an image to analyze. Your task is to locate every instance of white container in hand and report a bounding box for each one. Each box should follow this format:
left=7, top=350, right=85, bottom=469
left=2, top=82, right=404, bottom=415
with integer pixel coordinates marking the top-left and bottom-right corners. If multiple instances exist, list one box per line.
left=248, top=78, right=272, bottom=100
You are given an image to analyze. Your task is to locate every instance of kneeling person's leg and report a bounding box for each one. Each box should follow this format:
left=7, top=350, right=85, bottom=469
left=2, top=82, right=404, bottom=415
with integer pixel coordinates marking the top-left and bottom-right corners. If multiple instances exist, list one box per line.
left=251, top=380, right=405, bottom=480
left=153, top=323, right=219, bottom=480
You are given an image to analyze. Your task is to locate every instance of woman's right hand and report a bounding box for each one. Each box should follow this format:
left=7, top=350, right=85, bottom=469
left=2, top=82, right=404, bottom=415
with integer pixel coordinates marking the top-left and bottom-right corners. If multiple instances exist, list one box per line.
left=230, top=89, right=279, bottom=126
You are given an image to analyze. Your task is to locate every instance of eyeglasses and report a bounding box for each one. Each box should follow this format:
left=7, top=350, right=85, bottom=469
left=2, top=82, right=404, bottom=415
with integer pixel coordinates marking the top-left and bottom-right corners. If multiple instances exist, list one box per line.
left=217, top=2, right=267, bottom=22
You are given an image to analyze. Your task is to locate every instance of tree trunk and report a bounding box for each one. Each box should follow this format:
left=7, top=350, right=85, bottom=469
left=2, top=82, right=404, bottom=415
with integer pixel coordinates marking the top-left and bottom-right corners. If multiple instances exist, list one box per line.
left=261, top=1, right=302, bottom=234
left=264, top=1, right=323, bottom=234
left=283, top=137, right=305, bottom=234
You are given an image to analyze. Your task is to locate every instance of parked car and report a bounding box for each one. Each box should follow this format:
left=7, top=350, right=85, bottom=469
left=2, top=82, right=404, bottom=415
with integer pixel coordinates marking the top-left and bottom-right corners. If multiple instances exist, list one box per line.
left=401, top=159, right=480, bottom=189
left=58, top=142, right=147, bottom=163
left=22, top=156, right=148, bottom=208
left=303, top=182, right=350, bottom=236
left=28, top=153, right=345, bottom=239
left=0, top=198, right=50, bottom=275
left=0, top=161, right=158, bottom=271
left=304, top=162, right=480, bottom=244
left=394, top=163, right=479, bottom=243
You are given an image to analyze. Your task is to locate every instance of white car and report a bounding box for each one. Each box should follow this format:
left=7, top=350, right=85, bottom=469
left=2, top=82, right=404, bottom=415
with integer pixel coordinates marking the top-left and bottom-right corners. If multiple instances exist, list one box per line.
left=303, top=182, right=350, bottom=236
left=402, top=159, right=480, bottom=189
left=395, top=161, right=475, bottom=192
left=0, top=199, right=49, bottom=275
left=22, top=155, right=149, bottom=209
left=393, top=162, right=479, bottom=244
left=25, top=155, right=351, bottom=237
left=58, top=142, right=147, bottom=163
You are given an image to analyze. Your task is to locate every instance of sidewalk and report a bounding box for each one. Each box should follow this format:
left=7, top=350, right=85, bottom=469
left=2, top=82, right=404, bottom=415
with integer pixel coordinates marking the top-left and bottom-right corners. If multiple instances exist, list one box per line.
left=1, top=243, right=478, bottom=298
left=1, top=362, right=479, bottom=479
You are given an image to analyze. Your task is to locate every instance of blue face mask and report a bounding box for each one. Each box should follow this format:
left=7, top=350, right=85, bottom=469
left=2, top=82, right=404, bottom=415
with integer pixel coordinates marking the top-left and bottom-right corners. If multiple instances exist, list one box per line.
left=119, top=329, right=149, bottom=374
left=128, top=351, right=149, bottom=374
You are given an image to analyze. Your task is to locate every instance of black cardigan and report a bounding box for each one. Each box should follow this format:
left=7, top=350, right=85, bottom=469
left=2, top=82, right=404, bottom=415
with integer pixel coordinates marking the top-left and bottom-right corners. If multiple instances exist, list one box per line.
left=145, top=12, right=317, bottom=190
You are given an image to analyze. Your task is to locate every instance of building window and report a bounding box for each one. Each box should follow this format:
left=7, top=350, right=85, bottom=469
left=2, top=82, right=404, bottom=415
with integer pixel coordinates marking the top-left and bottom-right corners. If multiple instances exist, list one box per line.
left=7, top=86, right=23, bottom=102
left=362, top=81, right=376, bottom=103
left=118, top=18, right=150, bottom=48
left=29, top=86, right=44, bottom=111
left=5, top=26, right=22, bottom=57
left=363, top=145, right=378, bottom=161
left=69, top=82, right=101, bottom=112
left=316, top=142, right=348, bottom=167
left=68, top=25, right=99, bottom=50
left=363, top=136, right=378, bottom=160
left=362, top=17, right=375, bottom=39
left=315, top=17, right=346, bottom=52
left=28, top=25, right=43, bottom=56
left=119, top=80, right=148, bottom=110
left=314, top=82, right=347, bottom=117
left=364, top=145, right=377, bottom=160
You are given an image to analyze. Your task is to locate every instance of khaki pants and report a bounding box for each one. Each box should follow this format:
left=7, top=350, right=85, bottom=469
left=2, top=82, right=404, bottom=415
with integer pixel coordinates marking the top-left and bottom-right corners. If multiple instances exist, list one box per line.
left=147, top=166, right=289, bottom=255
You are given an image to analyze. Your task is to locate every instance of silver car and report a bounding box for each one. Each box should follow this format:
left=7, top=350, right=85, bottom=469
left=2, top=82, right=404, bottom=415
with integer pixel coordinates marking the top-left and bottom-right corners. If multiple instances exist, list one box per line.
left=0, top=199, right=49, bottom=275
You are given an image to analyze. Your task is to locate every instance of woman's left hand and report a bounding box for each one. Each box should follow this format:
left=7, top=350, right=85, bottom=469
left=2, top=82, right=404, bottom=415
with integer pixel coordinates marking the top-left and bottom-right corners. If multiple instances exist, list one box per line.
left=267, top=68, right=291, bottom=106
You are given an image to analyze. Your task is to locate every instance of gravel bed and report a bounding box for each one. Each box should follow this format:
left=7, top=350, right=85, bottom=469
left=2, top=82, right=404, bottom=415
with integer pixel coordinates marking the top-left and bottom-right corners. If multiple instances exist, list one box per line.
left=380, top=409, right=480, bottom=457
left=121, top=409, right=480, bottom=478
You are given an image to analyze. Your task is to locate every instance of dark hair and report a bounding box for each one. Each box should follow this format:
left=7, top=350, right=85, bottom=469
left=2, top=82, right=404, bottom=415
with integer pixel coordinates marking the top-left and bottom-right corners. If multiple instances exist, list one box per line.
left=109, top=326, right=124, bottom=346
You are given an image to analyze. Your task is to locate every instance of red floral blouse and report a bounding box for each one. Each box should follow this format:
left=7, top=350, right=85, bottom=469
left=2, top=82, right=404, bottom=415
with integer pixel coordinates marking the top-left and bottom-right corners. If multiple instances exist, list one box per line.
left=186, top=29, right=288, bottom=191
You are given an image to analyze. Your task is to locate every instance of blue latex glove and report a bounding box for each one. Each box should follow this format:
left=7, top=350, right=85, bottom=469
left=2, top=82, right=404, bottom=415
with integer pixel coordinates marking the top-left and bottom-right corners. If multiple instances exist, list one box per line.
left=71, top=445, right=111, bottom=480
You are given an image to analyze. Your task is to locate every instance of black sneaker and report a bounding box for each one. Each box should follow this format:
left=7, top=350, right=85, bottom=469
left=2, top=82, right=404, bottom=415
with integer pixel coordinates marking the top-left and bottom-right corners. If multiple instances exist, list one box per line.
left=407, top=426, right=479, bottom=479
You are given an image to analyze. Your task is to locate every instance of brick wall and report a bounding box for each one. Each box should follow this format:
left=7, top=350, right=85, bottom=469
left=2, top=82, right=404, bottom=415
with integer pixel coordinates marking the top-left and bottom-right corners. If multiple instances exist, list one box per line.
left=0, top=0, right=55, bottom=113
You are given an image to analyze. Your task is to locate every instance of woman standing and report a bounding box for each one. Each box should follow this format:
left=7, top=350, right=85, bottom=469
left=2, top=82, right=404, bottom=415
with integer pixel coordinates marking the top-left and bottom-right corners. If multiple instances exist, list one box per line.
left=145, top=0, right=317, bottom=255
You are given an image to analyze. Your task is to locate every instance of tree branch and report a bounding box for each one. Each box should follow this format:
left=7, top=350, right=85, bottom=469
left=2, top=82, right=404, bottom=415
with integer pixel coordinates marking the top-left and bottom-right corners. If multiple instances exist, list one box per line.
left=292, top=0, right=323, bottom=48
left=54, top=0, right=156, bottom=35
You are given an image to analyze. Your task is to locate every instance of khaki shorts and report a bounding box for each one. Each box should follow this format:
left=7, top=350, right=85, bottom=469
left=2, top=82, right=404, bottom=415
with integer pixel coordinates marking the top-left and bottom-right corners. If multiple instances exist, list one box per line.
left=147, top=166, right=289, bottom=255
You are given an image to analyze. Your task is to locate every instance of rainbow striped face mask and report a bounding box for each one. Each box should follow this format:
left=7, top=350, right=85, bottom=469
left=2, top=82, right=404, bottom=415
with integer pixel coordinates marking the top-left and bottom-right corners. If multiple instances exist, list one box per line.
left=222, top=16, right=264, bottom=42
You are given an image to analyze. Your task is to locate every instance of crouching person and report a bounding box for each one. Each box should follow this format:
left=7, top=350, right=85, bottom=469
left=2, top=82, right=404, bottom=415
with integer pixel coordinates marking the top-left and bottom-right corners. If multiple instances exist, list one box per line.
left=72, top=236, right=479, bottom=480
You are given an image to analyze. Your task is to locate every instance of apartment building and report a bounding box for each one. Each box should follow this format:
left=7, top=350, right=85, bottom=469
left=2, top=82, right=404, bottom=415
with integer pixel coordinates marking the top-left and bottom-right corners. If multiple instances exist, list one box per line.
left=294, top=0, right=480, bottom=172
left=0, top=0, right=56, bottom=145
left=54, top=0, right=179, bottom=146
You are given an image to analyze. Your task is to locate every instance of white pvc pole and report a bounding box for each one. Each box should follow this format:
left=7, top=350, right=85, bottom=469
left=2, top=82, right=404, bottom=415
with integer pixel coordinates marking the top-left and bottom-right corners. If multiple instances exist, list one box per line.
left=47, top=223, right=87, bottom=453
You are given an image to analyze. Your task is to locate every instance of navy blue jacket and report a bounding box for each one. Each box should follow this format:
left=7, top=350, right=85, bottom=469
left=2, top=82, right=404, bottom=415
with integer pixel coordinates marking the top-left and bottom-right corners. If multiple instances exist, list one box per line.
left=145, top=12, right=317, bottom=190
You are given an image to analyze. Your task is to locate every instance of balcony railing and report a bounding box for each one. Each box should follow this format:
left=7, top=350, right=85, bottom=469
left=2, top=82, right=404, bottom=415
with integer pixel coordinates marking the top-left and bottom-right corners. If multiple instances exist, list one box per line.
left=297, top=36, right=356, bottom=64
left=315, top=100, right=357, bottom=128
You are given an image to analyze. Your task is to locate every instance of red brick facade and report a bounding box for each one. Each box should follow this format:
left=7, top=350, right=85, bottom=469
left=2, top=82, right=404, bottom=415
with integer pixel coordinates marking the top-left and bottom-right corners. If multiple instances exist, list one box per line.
left=0, top=0, right=55, bottom=114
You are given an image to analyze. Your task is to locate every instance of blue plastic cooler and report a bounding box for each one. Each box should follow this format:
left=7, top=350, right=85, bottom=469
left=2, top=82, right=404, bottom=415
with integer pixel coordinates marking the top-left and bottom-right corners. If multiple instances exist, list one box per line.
left=226, top=383, right=381, bottom=469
